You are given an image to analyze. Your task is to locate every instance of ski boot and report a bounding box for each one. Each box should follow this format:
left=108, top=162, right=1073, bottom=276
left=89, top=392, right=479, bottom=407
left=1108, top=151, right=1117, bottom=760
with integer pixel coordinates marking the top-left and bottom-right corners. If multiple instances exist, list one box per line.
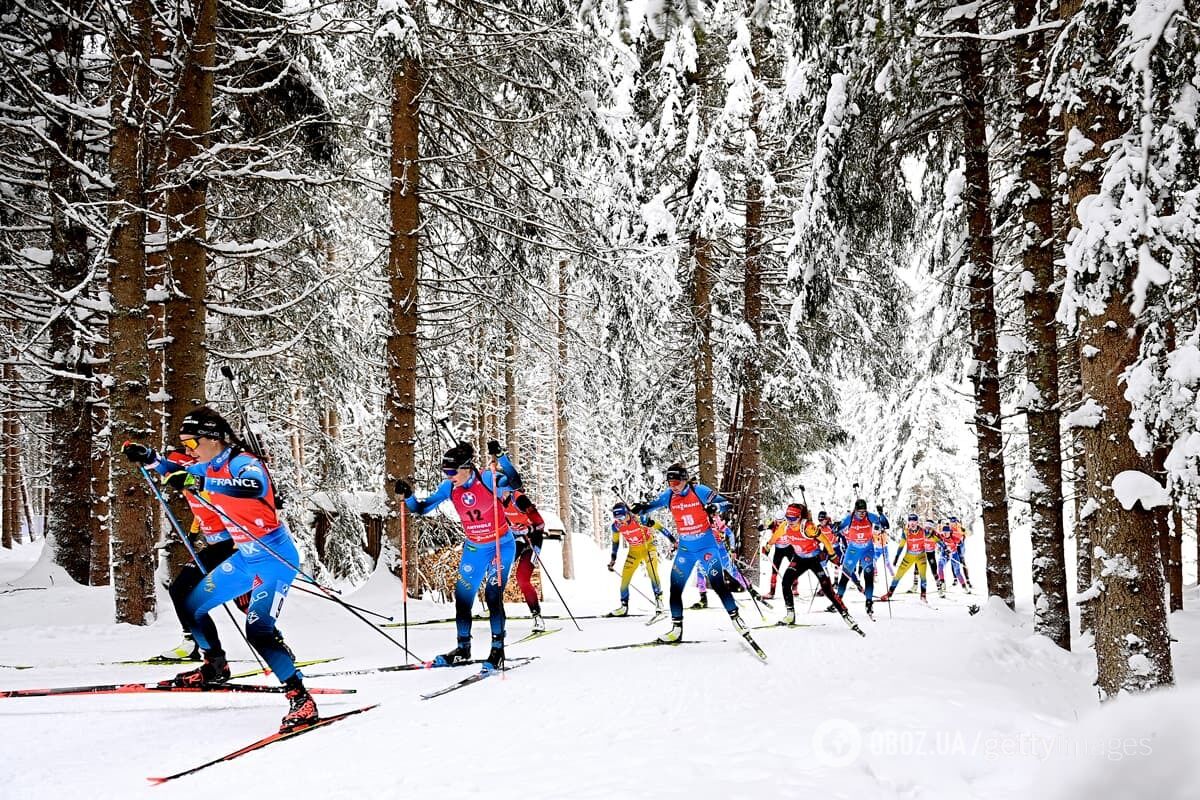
left=483, top=639, right=505, bottom=672
left=657, top=621, right=684, bottom=643
left=280, top=676, right=319, bottom=732
left=761, top=591, right=775, bottom=601
left=606, top=602, right=629, bottom=618
left=158, top=633, right=199, bottom=662
left=691, top=592, right=708, bottom=610
left=783, top=609, right=796, bottom=626
left=166, top=650, right=230, bottom=688
left=907, top=582, right=919, bottom=593
left=654, top=595, right=665, bottom=614
left=432, top=643, right=471, bottom=667
left=730, top=612, right=748, bottom=633
left=938, top=584, right=947, bottom=599
left=531, top=613, right=546, bottom=633
left=920, top=591, right=928, bottom=603
left=865, top=599, right=875, bottom=619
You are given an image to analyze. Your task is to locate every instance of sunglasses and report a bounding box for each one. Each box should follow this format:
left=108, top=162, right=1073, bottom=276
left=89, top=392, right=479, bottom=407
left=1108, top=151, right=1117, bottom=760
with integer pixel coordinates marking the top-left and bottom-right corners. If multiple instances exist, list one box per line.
left=785, top=514, right=799, bottom=522
left=180, top=438, right=199, bottom=450
left=614, top=510, right=628, bottom=518
left=442, top=467, right=461, bottom=477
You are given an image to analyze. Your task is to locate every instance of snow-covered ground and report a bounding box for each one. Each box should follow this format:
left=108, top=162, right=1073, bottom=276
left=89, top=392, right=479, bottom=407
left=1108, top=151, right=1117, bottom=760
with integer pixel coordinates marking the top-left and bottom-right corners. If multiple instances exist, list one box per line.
left=2, top=535, right=1198, bottom=800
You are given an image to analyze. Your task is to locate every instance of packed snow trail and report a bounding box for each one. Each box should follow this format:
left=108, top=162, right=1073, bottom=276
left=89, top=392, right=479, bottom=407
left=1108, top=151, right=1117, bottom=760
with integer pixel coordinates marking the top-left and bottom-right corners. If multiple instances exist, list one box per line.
left=2, top=537, right=1198, bottom=799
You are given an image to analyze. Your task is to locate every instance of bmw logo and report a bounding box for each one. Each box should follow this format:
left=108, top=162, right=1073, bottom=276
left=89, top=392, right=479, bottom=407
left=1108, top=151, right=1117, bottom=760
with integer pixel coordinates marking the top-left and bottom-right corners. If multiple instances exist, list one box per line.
left=462, top=493, right=477, bottom=507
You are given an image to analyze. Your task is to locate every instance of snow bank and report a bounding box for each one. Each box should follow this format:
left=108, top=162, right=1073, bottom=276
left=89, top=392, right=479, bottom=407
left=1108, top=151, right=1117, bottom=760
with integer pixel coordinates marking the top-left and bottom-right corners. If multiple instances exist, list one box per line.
left=1036, top=686, right=1200, bottom=800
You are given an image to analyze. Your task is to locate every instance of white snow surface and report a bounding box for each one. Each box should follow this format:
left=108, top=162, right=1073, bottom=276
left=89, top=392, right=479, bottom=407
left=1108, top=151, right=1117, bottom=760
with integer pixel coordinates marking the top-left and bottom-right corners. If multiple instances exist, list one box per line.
left=3, top=539, right=1200, bottom=799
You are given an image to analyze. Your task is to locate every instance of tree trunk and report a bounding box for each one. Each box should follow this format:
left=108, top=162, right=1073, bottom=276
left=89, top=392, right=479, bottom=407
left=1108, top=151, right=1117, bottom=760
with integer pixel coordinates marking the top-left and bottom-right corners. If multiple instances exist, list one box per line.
left=89, top=346, right=111, bottom=586
left=504, top=315, right=519, bottom=460
left=735, top=9, right=767, bottom=586
left=1012, top=0, right=1069, bottom=648
left=692, top=233, right=718, bottom=487
left=554, top=259, right=574, bottom=579
left=957, top=13, right=1013, bottom=608
left=162, top=0, right=216, bottom=574
left=44, top=5, right=95, bottom=583
left=384, top=56, right=420, bottom=589
left=2, top=384, right=15, bottom=549
left=1169, top=507, right=1182, bottom=612
left=1060, top=0, right=1173, bottom=695
left=107, top=0, right=156, bottom=622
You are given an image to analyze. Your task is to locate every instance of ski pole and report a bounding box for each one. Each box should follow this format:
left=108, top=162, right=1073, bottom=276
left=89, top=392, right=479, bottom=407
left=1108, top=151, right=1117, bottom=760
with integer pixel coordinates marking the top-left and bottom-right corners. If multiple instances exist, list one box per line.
left=289, top=583, right=394, bottom=621
left=400, top=502, right=410, bottom=664
left=489, top=458, right=506, bottom=642
left=137, top=467, right=268, bottom=675
left=183, top=488, right=424, bottom=661
left=527, top=544, right=583, bottom=631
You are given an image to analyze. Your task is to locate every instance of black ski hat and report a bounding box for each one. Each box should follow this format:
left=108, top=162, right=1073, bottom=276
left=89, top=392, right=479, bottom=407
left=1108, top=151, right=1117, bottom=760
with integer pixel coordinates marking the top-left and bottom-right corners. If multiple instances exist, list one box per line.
left=612, top=502, right=629, bottom=516
left=853, top=498, right=867, bottom=511
left=665, top=463, right=689, bottom=482
left=441, top=442, right=474, bottom=470
left=179, top=406, right=234, bottom=441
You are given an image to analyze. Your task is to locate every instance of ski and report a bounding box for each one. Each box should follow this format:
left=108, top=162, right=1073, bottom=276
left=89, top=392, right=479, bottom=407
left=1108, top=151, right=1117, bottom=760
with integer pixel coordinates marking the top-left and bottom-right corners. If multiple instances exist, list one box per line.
left=115, top=656, right=250, bottom=666
left=0, top=664, right=34, bottom=670
left=841, top=614, right=867, bottom=637
left=1, top=681, right=356, bottom=699
left=385, top=613, right=620, bottom=628
left=305, top=658, right=491, bottom=678
left=420, top=657, right=537, bottom=701
left=737, top=629, right=768, bottom=663
left=643, top=610, right=668, bottom=627
left=569, top=639, right=720, bottom=654
left=147, top=704, right=379, bottom=784
left=512, top=628, right=561, bottom=645
left=601, top=611, right=648, bottom=619
left=228, top=657, right=342, bottom=680
left=750, top=621, right=823, bottom=630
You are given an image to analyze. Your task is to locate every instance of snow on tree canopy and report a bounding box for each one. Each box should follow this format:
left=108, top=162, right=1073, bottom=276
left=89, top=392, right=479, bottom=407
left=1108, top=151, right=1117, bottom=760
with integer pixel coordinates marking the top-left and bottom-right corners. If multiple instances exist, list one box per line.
left=1110, top=470, right=1171, bottom=510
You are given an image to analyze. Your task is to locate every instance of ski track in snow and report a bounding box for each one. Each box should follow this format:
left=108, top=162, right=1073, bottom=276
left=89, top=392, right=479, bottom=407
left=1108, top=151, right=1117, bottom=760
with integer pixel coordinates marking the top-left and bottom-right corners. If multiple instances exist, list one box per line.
left=2, top=536, right=1199, bottom=800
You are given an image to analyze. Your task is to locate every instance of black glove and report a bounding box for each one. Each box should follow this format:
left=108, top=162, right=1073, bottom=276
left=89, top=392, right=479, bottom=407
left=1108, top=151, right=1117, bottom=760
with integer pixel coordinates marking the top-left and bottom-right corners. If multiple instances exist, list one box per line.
left=122, top=442, right=156, bottom=464
left=487, top=440, right=502, bottom=456
left=876, top=505, right=885, bottom=516
left=629, top=502, right=648, bottom=515
left=164, top=470, right=198, bottom=491
left=393, top=479, right=413, bottom=499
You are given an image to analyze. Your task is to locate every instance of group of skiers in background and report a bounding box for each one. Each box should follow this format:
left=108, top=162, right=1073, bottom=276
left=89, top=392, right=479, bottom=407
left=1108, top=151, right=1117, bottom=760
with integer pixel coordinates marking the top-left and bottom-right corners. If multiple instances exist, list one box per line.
left=605, top=480, right=974, bottom=635
left=121, top=408, right=974, bottom=733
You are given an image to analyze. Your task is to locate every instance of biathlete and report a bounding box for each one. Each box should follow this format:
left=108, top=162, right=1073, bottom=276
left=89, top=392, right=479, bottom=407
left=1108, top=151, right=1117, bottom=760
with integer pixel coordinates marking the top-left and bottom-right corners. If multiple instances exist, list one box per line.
left=762, top=504, right=847, bottom=622
left=630, top=463, right=747, bottom=642
left=123, top=406, right=317, bottom=732
left=835, top=499, right=888, bottom=618
left=496, top=461, right=548, bottom=633
left=394, top=441, right=518, bottom=670
left=607, top=503, right=665, bottom=616
left=879, top=514, right=930, bottom=602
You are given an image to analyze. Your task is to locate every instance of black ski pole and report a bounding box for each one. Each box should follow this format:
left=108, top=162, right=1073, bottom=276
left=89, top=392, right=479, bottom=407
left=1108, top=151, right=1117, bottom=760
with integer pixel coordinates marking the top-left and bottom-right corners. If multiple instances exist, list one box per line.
left=290, top=583, right=394, bottom=622
left=184, top=488, right=424, bottom=661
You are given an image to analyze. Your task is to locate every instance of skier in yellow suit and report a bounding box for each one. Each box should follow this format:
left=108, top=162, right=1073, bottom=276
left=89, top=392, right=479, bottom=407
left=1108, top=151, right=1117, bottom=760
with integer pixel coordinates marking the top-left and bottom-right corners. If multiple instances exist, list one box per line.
left=878, top=514, right=931, bottom=603
left=607, top=502, right=666, bottom=617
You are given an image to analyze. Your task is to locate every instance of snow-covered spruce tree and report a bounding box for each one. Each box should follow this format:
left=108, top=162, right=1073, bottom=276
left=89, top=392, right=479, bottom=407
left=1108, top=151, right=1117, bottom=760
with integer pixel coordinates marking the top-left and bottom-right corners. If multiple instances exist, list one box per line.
left=1051, top=0, right=1191, bottom=695
left=0, top=0, right=110, bottom=584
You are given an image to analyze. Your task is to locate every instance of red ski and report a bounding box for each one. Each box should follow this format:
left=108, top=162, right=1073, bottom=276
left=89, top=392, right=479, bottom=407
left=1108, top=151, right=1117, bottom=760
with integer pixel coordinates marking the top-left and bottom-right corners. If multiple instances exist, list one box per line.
left=148, top=704, right=379, bottom=784
left=1, top=682, right=356, bottom=699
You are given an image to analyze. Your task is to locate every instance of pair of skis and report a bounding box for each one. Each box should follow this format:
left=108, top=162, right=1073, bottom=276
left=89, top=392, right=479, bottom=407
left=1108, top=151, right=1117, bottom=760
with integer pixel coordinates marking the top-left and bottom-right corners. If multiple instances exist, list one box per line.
left=0, top=681, right=356, bottom=700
